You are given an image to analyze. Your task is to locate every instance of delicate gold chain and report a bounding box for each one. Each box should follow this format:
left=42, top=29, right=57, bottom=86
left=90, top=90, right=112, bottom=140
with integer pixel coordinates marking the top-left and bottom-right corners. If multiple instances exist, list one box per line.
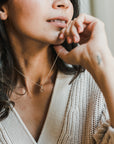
left=14, top=49, right=61, bottom=93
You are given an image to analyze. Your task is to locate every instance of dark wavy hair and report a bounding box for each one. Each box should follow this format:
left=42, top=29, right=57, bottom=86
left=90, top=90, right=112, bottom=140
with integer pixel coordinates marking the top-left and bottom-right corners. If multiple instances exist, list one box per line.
left=0, top=0, right=84, bottom=120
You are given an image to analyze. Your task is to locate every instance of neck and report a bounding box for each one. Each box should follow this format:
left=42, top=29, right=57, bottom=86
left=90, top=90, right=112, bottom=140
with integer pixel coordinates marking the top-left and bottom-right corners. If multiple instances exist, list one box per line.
left=8, top=31, right=57, bottom=95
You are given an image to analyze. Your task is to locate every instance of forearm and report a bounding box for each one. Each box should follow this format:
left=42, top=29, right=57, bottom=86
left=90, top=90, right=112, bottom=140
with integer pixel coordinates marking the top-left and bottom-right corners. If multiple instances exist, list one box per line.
left=54, top=13, right=114, bottom=127
left=91, top=53, right=114, bottom=127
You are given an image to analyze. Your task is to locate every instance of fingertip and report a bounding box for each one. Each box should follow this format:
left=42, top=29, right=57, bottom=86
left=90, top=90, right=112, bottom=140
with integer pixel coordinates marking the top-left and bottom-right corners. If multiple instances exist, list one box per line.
left=76, top=22, right=83, bottom=33
left=73, top=35, right=80, bottom=43
left=78, top=26, right=83, bottom=33
left=67, top=37, right=72, bottom=44
left=59, top=33, right=64, bottom=39
left=74, top=21, right=83, bottom=33
left=73, top=36, right=77, bottom=43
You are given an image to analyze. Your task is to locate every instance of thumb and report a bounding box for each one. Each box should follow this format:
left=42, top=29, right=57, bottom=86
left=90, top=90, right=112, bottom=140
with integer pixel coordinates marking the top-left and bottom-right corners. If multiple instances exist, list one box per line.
left=54, top=44, right=85, bottom=65
left=53, top=45, right=69, bottom=63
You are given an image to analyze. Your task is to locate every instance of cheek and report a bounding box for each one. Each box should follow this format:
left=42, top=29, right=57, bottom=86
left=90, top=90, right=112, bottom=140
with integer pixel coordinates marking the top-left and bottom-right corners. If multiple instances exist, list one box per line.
left=7, top=0, right=43, bottom=35
left=8, top=0, right=40, bottom=20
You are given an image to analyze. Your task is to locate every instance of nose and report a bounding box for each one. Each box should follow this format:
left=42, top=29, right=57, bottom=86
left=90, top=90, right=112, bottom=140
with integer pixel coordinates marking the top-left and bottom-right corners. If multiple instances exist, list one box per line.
left=52, top=0, right=70, bottom=9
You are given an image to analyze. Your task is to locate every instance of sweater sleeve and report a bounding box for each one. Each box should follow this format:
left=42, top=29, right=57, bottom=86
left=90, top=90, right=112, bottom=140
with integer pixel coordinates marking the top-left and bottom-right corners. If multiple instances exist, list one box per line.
left=93, top=104, right=114, bottom=144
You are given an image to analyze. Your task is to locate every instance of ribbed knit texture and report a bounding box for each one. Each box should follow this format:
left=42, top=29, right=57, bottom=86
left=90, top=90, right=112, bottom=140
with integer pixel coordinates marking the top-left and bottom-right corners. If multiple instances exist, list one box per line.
left=0, top=70, right=114, bottom=144
left=57, top=70, right=110, bottom=144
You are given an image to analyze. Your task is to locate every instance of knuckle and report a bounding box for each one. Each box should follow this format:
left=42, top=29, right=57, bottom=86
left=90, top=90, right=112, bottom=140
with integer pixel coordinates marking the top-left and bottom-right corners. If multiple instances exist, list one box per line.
left=73, top=20, right=79, bottom=26
left=74, top=18, right=78, bottom=23
left=95, top=19, right=105, bottom=27
left=74, top=19, right=81, bottom=27
left=79, top=13, right=87, bottom=19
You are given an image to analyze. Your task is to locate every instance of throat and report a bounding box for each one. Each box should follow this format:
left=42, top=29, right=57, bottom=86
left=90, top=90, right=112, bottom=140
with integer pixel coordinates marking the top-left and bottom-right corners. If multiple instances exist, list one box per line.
left=13, top=63, right=58, bottom=96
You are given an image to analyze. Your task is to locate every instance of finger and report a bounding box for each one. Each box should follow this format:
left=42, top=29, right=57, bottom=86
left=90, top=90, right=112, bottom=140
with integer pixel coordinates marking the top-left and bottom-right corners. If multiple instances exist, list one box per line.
left=64, top=22, right=72, bottom=37
left=53, top=45, right=69, bottom=63
left=59, top=23, right=73, bottom=44
left=77, top=13, right=97, bottom=25
left=67, top=36, right=73, bottom=44
left=65, top=21, right=76, bottom=44
left=74, top=14, right=97, bottom=33
left=74, top=20, right=83, bottom=33
left=59, top=21, right=72, bottom=39
left=53, top=44, right=84, bottom=65
left=59, top=32, right=73, bottom=44
left=70, top=23, right=80, bottom=43
left=53, top=45, right=78, bottom=64
left=59, top=28, right=66, bottom=39
left=59, top=33, right=64, bottom=39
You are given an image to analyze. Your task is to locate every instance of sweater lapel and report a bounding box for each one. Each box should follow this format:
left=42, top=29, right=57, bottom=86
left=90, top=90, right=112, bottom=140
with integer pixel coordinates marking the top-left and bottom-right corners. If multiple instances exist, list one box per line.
left=38, top=71, right=73, bottom=144
left=0, top=71, right=73, bottom=144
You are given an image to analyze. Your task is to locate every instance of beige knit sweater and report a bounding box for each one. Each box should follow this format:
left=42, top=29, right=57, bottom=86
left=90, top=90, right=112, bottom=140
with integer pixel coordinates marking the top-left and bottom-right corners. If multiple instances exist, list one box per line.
left=0, top=70, right=114, bottom=144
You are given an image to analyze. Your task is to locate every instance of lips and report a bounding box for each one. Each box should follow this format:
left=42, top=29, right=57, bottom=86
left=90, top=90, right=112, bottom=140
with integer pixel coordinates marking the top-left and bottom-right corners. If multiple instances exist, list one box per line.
left=47, top=16, right=68, bottom=28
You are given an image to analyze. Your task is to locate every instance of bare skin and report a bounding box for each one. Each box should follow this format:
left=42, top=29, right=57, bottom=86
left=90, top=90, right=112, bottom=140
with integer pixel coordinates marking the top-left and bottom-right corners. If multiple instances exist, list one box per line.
left=11, top=77, right=56, bottom=141
left=0, top=0, right=114, bottom=142
left=54, top=14, right=114, bottom=127
left=0, top=0, right=73, bottom=141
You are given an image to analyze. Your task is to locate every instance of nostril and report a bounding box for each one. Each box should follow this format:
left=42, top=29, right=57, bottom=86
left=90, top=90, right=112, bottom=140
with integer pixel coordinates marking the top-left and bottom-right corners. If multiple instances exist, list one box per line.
left=57, top=4, right=69, bottom=9
left=58, top=5, right=64, bottom=7
left=52, top=0, right=69, bottom=9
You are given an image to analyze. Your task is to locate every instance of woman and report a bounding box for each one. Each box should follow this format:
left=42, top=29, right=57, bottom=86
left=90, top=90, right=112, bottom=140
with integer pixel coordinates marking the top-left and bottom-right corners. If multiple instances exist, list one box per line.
left=0, top=0, right=114, bottom=143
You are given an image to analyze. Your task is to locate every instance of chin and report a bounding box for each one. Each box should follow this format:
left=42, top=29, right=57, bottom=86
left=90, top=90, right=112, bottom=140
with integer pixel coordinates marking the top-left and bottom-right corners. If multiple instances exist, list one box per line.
left=40, top=31, right=65, bottom=45
left=47, top=34, right=65, bottom=45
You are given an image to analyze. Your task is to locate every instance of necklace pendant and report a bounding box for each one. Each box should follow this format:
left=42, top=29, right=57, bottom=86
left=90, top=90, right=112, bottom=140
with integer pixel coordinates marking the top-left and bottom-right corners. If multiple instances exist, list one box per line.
left=40, top=85, right=44, bottom=92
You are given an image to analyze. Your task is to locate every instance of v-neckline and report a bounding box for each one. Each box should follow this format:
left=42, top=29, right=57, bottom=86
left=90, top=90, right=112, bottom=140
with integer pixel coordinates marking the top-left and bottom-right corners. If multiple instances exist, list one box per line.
left=1, top=71, right=73, bottom=144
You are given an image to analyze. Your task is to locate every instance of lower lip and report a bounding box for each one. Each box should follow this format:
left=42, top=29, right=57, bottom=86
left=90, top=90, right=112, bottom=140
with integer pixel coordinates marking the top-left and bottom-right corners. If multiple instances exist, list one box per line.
left=47, top=21, right=67, bottom=28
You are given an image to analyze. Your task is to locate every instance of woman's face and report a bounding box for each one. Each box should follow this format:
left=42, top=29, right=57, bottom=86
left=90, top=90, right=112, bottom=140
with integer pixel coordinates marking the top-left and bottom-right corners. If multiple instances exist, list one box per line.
left=6, top=0, right=74, bottom=45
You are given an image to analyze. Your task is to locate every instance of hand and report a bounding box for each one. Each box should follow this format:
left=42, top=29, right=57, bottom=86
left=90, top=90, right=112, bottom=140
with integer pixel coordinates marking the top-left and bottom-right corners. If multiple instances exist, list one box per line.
left=54, top=14, right=114, bottom=127
left=54, top=14, right=112, bottom=75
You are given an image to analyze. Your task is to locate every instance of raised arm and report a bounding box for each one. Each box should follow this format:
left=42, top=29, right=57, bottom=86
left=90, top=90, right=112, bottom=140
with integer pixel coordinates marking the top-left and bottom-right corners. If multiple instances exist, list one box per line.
left=54, top=14, right=114, bottom=127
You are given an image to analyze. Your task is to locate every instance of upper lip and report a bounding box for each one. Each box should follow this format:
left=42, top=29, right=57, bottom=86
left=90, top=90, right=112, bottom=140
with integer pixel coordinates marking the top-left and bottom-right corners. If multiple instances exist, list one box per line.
left=47, top=16, right=69, bottom=24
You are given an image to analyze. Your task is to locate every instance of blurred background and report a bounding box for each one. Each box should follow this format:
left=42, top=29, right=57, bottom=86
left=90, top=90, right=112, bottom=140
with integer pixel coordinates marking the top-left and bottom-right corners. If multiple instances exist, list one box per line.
left=80, top=0, right=114, bottom=55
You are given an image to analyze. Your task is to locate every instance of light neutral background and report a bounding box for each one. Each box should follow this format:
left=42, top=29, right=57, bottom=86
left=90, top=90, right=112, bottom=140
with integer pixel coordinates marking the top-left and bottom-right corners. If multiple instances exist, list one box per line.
left=80, top=0, right=114, bottom=55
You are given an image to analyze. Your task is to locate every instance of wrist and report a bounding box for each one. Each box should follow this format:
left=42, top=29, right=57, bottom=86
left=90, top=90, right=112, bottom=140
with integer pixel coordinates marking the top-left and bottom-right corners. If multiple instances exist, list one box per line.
left=90, top=52, right=114, bottom=91
left=94, top=50, right=113, bottom=74
left=98, top=53, right=114, bottom=76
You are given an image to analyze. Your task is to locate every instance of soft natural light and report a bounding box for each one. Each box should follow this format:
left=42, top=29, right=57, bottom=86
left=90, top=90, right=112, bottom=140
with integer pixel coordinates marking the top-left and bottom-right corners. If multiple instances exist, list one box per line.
left=80, top=0, right=114, bottom=55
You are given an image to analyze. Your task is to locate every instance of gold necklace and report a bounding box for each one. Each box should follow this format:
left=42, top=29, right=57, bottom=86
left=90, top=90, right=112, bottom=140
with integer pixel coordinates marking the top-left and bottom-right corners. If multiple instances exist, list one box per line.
left=14, top=51, right=60, bottom=93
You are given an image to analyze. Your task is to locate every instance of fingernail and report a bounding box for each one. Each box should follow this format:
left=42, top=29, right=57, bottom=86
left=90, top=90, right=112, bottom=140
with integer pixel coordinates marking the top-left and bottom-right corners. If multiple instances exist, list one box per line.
left=73, top=36, right=77, bottom=43
left=59, top=33, right=64, bottom=39
left=67, top=37, right=72, bottom=44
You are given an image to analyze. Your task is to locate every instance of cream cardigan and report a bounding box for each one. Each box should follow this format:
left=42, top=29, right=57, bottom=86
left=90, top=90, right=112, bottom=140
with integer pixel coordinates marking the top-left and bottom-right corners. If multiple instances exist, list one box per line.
left=0, top=70, right=114, bottom=144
